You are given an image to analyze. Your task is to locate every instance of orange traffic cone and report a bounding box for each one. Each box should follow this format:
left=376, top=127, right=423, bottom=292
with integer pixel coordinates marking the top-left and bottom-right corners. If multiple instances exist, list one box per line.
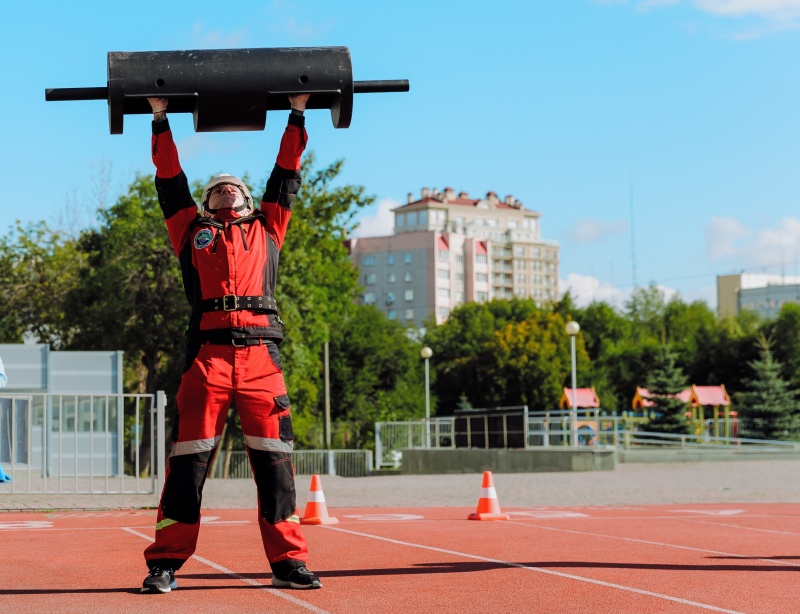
left=300, top=474, right=339, bottom=525
left=468, top=471, right=509, bottom=521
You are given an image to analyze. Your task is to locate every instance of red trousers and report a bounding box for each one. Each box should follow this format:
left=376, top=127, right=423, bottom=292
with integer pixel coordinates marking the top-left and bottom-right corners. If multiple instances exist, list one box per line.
left=144, top=341, right=308, bottom=571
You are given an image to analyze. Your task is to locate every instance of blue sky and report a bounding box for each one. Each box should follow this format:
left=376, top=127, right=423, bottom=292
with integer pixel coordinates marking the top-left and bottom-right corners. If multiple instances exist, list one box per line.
left=3, top=0, right=800, bottom=310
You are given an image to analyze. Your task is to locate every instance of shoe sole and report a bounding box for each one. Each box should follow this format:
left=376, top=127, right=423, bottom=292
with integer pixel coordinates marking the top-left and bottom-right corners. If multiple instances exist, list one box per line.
left=140, top=580, right=178, bottom=594
left=271, top=577, right=322, bottom=589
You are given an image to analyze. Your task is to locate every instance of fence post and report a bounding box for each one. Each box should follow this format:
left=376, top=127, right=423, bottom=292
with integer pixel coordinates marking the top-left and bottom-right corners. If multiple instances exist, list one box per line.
left=365, top=450, right=373, bottom=476
left=327, top=449, right=336, bottom=476
left=156, top=391, right=166, bottom=501
left=375, top=423, right=383, bottom=470
left=523, top=405, right=529, bottom=449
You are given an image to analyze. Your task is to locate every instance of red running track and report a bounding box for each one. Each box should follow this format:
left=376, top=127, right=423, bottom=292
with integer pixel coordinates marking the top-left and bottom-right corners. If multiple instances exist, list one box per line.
left=0, top=503, right=798, bottom=613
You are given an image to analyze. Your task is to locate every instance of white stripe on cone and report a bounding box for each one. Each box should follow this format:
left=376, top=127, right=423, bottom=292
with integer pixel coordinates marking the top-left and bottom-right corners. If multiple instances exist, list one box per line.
left=481, top=487, right=498, bottom=498
left=308, top=491, right=326, bottom=503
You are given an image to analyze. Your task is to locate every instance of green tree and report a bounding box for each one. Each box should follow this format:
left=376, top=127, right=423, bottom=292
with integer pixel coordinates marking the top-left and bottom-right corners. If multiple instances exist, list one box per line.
left=737, top=336, right=799, bottom=440
left=645, top=345, right=690, bottom=434
left=276, top=154, right=373, bottom=441
left=424, top=298, right=543, bottom=411
left=324, top=305, right=426, bottom=449
left=762, top=303, right=800, bottom=389
left=481, top=312, right=588, bottom=409
left=0, top=222, right=84, bottom=345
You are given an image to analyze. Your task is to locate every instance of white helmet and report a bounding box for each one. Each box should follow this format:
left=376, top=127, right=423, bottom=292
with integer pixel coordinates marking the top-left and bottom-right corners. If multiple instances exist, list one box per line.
left=201, top=174, right=253, bottom=214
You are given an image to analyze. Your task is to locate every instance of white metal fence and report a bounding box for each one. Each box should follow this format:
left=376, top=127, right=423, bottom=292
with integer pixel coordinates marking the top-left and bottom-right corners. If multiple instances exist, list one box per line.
left=374, top=410, right=799, bottom=468
left=211, top=449, right=374, bottom=479
left=0, top=391, right=166, bottom=495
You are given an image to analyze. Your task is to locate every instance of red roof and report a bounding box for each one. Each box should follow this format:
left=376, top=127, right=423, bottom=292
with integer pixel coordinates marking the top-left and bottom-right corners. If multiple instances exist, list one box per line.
left=399, top=192, right=521, bottom=210
left=633, top=385, right=730, bottom=409
left=560, top=387, right=600, bottom=409
left=691, top=385, right=731, bottom=406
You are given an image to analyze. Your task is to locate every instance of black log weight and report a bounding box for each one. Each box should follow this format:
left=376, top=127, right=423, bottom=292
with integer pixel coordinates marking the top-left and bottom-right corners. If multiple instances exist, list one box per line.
left=45, top=46, right=409, bottom=133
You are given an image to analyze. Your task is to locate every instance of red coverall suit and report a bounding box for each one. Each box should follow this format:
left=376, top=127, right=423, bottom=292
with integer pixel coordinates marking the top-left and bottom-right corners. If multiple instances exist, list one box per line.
left=143, top=111, right=310, bottom=578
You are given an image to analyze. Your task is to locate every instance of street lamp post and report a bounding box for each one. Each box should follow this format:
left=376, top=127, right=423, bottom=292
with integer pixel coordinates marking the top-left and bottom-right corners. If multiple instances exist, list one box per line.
left=420, top=346, right=433, bottom=448
left=565, top=321, right=580, bottom=447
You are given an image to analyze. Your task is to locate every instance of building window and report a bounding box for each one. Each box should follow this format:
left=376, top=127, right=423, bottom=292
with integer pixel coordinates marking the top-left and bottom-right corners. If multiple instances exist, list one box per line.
left=419, top=210, right=428, bottom=225
left=363, top=255, right=375, bottom=266
left=405, top=309, right=414, bottom=320
left=515, top=246, right=525, bottom=256
left=404, top=253, right=413, bottom=264
left=396, top=213, right=404, bottom=228
left=386, top=292, right=395, bottom=305
left=407, top=211, right=417, bottom=225
left=405, top=290, right=414, bottom=301
left=388, top=310, right=397, bottom=320
left=487, top=218, right=497, bottom=227
left=437, top=288, right=450, bottom=300
left=437, top=269, right=450, bottom=280
left=404, top=271, right=412, bottom=282
left=437, top=249, right=449, bottom=262
left=388, top=273, right=396, bottom=284
left=437, top=307, right=450, bottom=319
left=387, top=254, right=395, bottom=265
left=363, top=292, right=376, bottom=305
left=455, top=254, right=464, bottom=263
left=476, top=254, right=488, bottom=264
left=476, top=273, right=488, bottom=282
left=365, top=273, right=376, bottom=285
left=476, top=291, right=489, bottom=301
left=455, top=272, right=464, bottom=282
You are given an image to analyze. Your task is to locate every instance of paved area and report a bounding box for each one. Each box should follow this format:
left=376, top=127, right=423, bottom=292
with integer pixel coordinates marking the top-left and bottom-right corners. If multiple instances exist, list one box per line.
left=1, top=458, right=799, bottom=511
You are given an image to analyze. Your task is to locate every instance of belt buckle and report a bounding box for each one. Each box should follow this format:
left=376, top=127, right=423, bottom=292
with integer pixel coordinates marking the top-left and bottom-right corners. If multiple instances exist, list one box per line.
left=222, top=294, right=239, bottom=311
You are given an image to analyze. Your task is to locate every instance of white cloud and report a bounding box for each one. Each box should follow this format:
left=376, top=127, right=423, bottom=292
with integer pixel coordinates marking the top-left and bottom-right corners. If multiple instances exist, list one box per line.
left=705, top=215, right=800, bottom=270
left=561, top=273, right=632, bottom=308
left=352, top=198, right=398, bottom=238
left=694, top=0, right=800, bottom=20
left=570, top=219, right=628, bottom=243
left=705, top=216, right=748, bottom=260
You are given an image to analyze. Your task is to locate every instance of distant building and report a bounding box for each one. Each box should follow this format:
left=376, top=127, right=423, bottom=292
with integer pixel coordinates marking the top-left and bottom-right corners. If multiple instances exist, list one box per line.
left=347, top=187, right=560, bottom=327
left=717, top=273, right=800, bottom=319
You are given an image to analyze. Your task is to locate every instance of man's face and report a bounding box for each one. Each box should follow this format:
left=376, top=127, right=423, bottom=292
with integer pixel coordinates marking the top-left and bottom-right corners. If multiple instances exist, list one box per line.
left=207, top=183, right=245, bottom=212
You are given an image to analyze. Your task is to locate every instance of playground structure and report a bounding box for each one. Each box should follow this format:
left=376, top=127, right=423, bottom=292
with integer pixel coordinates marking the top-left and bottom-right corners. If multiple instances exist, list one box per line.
left=632, top=385, right=736, bottom=439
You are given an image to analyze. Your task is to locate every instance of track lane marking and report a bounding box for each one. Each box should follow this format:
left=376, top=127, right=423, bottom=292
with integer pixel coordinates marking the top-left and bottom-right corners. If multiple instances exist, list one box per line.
left=324, top=525, right=744, bottom=613
left=682, top=517, right=800, bottom=537
left=508, top=521, right=800, bottom=568
left=122, top=527, right=331, bottom=614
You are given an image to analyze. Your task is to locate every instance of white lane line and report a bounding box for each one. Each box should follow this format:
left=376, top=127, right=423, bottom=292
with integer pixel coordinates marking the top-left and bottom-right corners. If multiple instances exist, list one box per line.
left=123, top=527, right=331, bottom=614
left=682, top=517, right=800, bottom=537
left=508, top=521, right=800, bottom=569
left=323, top=525, right=744, bottom=614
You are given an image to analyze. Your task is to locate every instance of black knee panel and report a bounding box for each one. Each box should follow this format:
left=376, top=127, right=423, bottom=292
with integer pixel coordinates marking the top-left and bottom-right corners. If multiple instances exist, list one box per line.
left=161, top=450, right=213, bottom=524
left=249, top=449, right=297, bottom=523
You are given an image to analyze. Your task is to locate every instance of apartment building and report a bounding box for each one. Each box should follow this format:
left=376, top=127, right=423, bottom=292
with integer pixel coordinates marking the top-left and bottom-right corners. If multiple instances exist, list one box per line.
left=717, top=273, right=800, bottom=319
left=347, top=187, right=559, bottom=327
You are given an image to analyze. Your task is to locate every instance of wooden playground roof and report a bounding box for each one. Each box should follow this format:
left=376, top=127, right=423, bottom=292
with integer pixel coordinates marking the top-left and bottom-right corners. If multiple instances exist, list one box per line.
left=559, top=387, right=601, bottom=409
left=632, top=385, right=731, bottom=409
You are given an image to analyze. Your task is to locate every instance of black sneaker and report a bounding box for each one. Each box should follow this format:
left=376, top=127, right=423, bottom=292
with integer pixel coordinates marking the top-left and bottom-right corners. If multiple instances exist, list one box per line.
left=271, top=565, right=322, bottom=589
left=141, top=567, right=178, bottom=593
